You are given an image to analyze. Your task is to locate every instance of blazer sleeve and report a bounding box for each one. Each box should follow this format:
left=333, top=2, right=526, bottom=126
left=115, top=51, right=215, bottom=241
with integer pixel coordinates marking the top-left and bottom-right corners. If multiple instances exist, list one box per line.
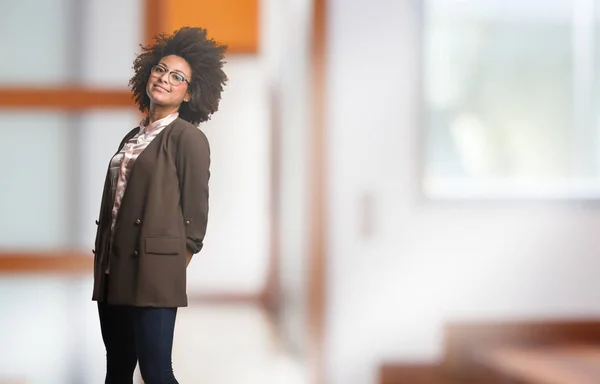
left=176, top=127, right=211, bottom=254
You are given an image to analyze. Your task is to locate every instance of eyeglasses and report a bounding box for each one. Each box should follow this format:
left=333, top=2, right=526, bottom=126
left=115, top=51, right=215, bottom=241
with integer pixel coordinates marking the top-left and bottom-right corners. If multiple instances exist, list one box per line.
left=150, top=65, right=190, bottom=86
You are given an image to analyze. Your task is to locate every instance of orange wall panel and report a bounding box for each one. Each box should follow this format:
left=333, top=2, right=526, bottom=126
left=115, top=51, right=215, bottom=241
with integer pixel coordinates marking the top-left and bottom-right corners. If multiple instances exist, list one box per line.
left=164, top=0, right=259, bottom=53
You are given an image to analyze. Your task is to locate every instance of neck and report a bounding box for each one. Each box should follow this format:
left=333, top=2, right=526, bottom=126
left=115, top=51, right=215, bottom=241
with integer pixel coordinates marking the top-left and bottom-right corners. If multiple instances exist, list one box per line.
left=148, top=104, right=178, bottom=124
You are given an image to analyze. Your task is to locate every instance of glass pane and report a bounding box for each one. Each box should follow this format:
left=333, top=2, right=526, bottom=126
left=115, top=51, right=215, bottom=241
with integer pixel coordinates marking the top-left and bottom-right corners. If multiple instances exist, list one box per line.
left=76, top=110, right=142, bottom=249
left=0, top=0, right=71, bottom=85
left=80, top=0, right=143, bottom=87
left=0, top=111, right=71, bottom=248
left=422, top=0, right=598, bottom=198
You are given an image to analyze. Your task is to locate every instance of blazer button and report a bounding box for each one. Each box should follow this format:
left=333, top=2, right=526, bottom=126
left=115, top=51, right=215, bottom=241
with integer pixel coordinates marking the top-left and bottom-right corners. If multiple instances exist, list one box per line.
left=133, top=250, right=139, bottom=256
left=184, top=219, right=191, bottom=226
left=95, top=220, right=99, bottom=225
left=135, top=218, right=142, bottom=225
left=92, top=249, right=96, bottom=254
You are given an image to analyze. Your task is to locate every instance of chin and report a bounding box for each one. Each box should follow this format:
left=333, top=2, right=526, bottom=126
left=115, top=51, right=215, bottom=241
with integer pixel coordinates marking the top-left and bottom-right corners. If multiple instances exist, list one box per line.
left=147, top=91, right=169, bottom=105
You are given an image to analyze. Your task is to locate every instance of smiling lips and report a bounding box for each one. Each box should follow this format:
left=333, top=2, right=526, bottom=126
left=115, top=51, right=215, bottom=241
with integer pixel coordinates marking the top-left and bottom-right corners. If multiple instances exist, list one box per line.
left=153, top=84, right=169, bottom=92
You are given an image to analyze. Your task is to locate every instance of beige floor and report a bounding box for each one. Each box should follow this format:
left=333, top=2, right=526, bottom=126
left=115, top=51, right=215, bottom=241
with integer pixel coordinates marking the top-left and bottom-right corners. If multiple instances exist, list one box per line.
left=0, top=276, right=307, bottom=384
left=171, top=304, right=306, bottom=384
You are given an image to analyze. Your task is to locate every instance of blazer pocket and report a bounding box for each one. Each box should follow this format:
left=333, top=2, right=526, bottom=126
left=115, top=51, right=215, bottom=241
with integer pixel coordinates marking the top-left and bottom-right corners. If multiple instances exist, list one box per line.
left=145, top=237, right=181, bottom=255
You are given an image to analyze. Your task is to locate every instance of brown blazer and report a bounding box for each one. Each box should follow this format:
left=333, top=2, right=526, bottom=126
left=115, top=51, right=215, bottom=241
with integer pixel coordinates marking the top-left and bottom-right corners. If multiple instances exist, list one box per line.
left=91, top=117, right=210, bottom=307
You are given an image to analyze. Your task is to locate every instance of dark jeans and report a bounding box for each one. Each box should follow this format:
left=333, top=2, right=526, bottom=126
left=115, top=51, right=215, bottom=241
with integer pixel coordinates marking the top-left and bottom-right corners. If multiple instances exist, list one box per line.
left=98, top=297, right=179, bottom=383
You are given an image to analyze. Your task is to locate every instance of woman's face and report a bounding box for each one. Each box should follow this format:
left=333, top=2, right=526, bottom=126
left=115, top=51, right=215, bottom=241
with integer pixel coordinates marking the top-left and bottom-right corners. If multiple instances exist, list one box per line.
left=146, top=55, right=192, bottom=108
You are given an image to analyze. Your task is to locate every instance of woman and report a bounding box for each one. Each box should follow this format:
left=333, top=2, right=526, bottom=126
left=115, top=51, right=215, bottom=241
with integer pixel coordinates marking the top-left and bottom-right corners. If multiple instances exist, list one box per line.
left=91, top=27, right=227, bottom=383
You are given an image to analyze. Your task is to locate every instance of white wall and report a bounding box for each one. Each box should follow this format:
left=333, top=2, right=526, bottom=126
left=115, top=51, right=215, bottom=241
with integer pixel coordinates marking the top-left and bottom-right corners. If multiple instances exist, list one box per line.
left=324, top=1, right=600, bottom=383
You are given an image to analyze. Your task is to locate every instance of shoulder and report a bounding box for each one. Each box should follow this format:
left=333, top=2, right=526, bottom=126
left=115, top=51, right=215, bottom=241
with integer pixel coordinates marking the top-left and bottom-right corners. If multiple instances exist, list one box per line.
left=171, top=118, right=210, bottom=151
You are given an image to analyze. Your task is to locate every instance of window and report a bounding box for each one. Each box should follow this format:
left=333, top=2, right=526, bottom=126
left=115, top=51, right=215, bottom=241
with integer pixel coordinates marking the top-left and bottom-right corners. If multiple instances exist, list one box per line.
left=423, top=0, right=600, bottom=199
left=0, top=1, right=139, bottom=253
left=0, top=0, right=71, bottom=85
left=0, top=112, right=71, bottom=247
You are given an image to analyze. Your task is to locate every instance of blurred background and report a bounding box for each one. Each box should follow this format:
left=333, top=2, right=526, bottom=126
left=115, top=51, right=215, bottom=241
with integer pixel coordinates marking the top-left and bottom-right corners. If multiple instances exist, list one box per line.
left=3, top=0, right=600, bottom=383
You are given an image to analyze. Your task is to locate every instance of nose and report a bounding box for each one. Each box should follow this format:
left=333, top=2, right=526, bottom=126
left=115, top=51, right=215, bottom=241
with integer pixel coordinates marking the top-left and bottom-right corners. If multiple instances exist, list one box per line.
left=158, top=71, right=169, bottom=83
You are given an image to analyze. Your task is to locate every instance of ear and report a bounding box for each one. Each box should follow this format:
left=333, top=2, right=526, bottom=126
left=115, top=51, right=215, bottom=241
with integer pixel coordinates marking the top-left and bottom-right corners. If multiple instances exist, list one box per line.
left=183, top=90, right=191, bottom=103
